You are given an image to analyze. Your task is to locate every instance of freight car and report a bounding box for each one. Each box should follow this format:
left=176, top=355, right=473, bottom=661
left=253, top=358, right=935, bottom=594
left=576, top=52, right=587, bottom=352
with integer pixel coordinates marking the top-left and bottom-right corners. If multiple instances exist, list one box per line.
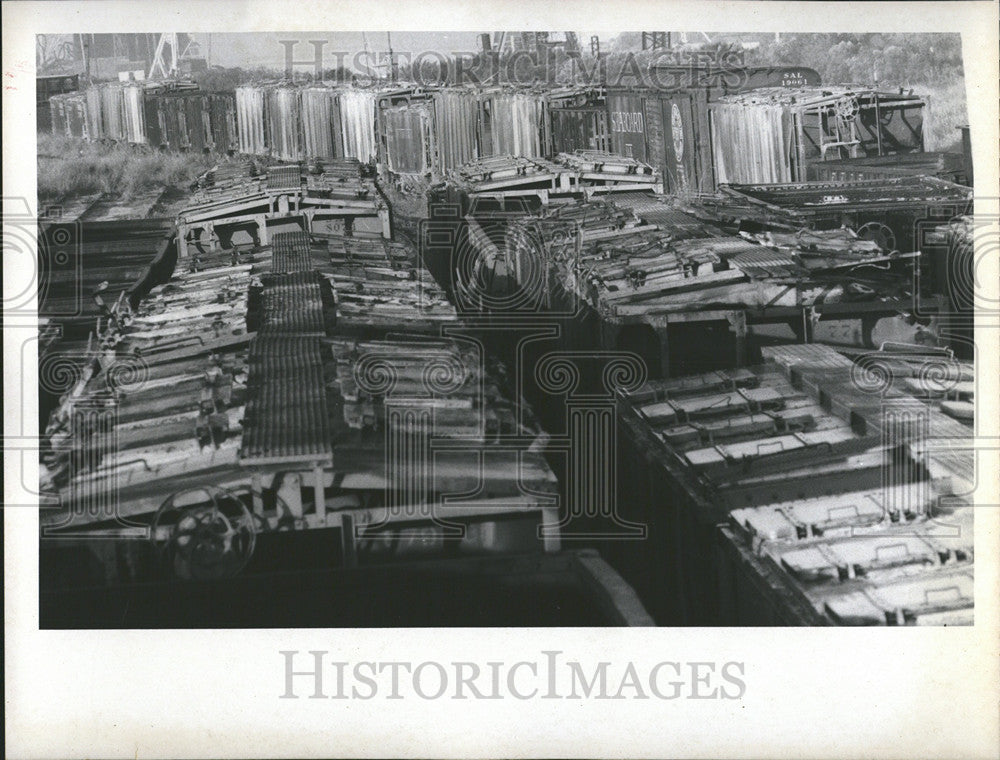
left=709, top=86, right=929, bottom=184
left=603, top=67, right=824, bottom=194
left=37, top=73, right=80, bottom=130
left=377, top=87, right=438, bottom=176
left=40, top=163, right=563, bottom=604
left=457, top=188, right=930, bottom=379
left=143, top=87, right=236, bottom=153
left=682, top=176, right=973, bottom=255
left=48, top=90, right=89, bottom=139
left=612, top=342, right=974, bottom=625
left=52, top=72, right=963, bottom=194
left=51, top=80, right=230, bottom=152
left=548, top=86, right=611, bottom=155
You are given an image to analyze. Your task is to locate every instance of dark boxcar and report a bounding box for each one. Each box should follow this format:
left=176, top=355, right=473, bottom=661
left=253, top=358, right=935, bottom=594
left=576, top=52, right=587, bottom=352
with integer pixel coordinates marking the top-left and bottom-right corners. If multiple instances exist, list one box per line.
left=657, top=91, right=715, bottom=193
left=143, top=93, right=165, bottom=148
left=208, top=92, right=238, bottom=154
left=607, top=91, right=647, bottom=161
left=647, top=64, right=821, bottom=94
left=49, top=94, right=69, bottom=136
left=184, top=93, right=210, bottom=153
left=736, top=66, right=821, bottom=91
left=607, top=89, right=713, bottom=193
left=615, top=67, right=824, bottom=193
left=550, top=107, right=610, bottom=154
left=37, top=74, right=80, bottom=131
left=161, top=95, right=189, bottom=151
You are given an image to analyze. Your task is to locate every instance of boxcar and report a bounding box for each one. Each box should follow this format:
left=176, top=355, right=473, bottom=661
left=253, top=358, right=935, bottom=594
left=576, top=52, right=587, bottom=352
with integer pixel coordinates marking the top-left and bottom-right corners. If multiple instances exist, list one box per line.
left=266, top=86, right=302, bottom=161
left=606, top=91, right=647, bottom=162
left=300, top=86, right=342, bottom=160
left=235, top=85, right=268, bottom=156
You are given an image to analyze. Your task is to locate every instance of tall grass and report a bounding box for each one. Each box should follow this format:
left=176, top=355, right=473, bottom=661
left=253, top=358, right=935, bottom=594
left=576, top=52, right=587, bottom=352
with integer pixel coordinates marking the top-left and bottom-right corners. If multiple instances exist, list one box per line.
left=919, top=81, right=969, bottom=152
left=37, top=133, right=216, bottom=201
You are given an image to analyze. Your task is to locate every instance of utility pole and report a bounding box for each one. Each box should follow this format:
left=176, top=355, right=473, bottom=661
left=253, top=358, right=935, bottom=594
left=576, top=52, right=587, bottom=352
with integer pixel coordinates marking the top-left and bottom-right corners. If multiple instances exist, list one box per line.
left=81, top=33, right=91, bottom=81
left=386, top=31, right=396, bottom=82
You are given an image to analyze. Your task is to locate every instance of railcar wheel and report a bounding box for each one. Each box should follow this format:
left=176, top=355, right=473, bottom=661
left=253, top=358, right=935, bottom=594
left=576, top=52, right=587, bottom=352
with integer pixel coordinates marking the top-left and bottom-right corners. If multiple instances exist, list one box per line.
left=151, top=486, right=257, bottom=580
left=856, top=221, right=897, bottom=252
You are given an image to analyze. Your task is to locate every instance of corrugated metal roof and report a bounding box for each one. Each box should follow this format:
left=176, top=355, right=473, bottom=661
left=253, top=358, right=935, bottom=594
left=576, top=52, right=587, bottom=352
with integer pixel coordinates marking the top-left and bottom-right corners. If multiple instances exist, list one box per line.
left=266, top=165, right=303, bottom=193
left=240, top=230, right=333, bottom=464
left=270, top=228, right=313, bottom=272
left=257, top=272, right=326, bottom=336
left=240, top=334, right=333, bottom=462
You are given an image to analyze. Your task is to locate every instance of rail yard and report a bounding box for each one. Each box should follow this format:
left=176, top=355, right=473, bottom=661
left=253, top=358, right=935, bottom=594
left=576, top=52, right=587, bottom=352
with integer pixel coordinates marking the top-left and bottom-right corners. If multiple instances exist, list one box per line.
left=37, top=44, right=977, bottom=628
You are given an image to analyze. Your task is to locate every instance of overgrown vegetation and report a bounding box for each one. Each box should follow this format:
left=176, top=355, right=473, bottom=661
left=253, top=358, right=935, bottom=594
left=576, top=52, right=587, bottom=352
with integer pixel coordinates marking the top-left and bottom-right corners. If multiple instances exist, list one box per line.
left=37, top=133, right=216, bottom=201
left=738, top=33, right=968, bottom=151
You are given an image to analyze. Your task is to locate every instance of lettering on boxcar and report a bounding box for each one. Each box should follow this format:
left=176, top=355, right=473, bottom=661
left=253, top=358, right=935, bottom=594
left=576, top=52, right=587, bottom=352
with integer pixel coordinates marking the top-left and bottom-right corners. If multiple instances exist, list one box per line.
left=609, top=111, right=644, bottom=133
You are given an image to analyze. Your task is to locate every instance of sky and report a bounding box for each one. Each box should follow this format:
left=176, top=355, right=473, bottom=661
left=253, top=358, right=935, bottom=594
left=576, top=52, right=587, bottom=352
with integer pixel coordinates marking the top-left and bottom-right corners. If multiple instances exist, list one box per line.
left=194, top=32, right=500, bottom=70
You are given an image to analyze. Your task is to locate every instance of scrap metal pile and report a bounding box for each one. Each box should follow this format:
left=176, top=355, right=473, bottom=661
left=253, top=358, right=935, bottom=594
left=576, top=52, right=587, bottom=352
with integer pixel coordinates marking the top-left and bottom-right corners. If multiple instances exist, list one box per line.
left=498, top=191, right=919, bottom=323
left=708, top=86, right=929, bottom=184
left=42, top=242, right=256, bottom=518
left=617, top=342, right=974, bottom=625
left=446, top=152, right=663, bottom=201
left=40, top=162, right=558, bottom=577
